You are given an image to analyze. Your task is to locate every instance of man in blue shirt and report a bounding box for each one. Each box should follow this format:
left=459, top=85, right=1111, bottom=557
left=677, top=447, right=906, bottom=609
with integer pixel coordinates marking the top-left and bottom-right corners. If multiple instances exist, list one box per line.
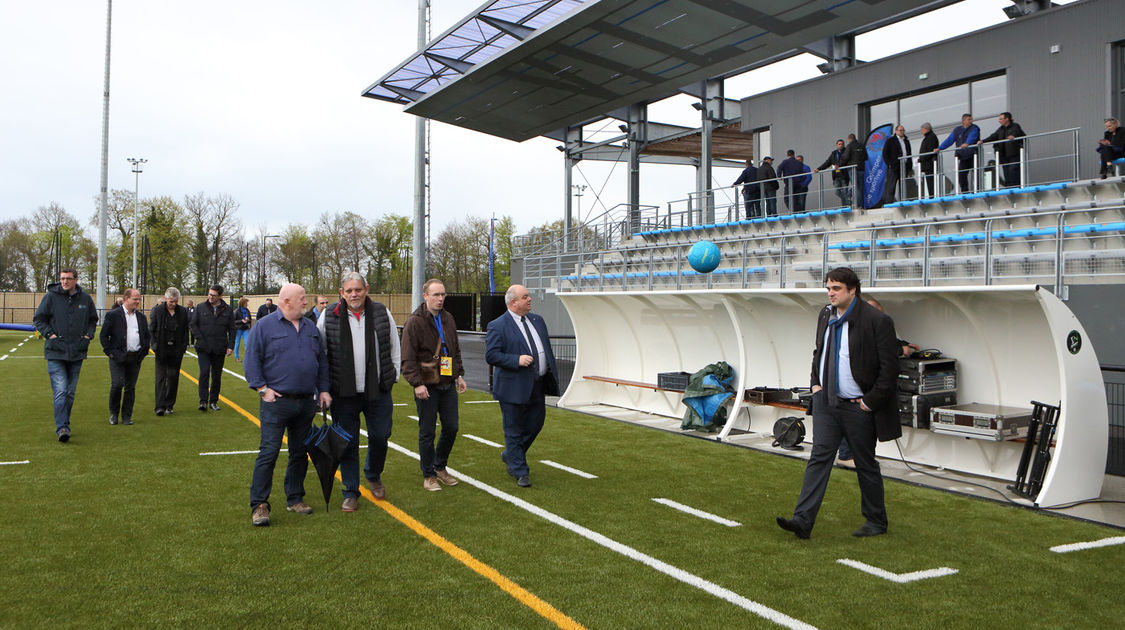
left=937, top=113, right=981, bottom=193
left=245, top=283, right=331, bottom=526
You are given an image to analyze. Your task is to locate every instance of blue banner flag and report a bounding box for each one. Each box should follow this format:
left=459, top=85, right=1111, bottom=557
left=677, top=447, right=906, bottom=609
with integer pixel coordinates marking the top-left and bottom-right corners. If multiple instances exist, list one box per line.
left=863, top=123, right=894, bottom=209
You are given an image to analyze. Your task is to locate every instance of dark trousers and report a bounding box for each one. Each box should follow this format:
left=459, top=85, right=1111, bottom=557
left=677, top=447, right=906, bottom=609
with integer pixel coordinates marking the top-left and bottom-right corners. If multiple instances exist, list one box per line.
left=197, top=350, right=226, bottom=404
left=333, top=390, right=393, bottom=497
left=791, top=391, right=887, bottom=533
left=921, top=167, right=936, bottom=197
left=108, top=354, right=144, bottom=420
left=999, top=156, right=1020, bottom=188
left=882, top=168, right=903, bottom=205
left=742, top=190, right=761, bottom=219
left=154, top=354, right=184, bottom=411
left=955, top=156, right=974, bottom=192
left=499, top=380, right=546, bottom=478
left=1098, top=145, right=1125, bottom=170
left=416, top=382, right=459, bottom=477
left=793, top=188, right=807, bottom=212
left=250, top=396, right=315, bottom=509
left=763, top=192, right=777, bottom=216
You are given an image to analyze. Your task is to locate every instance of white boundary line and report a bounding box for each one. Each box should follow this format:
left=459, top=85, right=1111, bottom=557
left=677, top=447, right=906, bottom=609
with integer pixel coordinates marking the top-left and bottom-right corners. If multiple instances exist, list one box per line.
left=380, top=437, right=816, bottom=630
left=201, top=449, right=279, bottom=456
left=540, top=460, right=597, bottom=479
left=1050, top=536, right=1125, bottom=553
left=652, top=498, right=740, bottom=527
left=0, top=460, right=30, bottom=466
left=0, top=355, right=7, bottom=361
left=463, top=433, right=504, bottom=448
left=464, top=400, right=498, bottom=404
left=836, top=559, right=958, bottom=583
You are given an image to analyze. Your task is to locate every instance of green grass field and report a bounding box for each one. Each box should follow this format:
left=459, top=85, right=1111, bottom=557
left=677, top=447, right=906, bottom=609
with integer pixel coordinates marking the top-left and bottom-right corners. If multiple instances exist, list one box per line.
left=0, top=328, right=1122, bottom=629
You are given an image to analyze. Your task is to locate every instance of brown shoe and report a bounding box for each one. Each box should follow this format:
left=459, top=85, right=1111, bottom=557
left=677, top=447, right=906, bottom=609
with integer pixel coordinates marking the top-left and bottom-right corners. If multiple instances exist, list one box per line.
left=286, top=502, right=313, bottom=515
left=366, top=478, right=386, bottom=500
left=434, top=469, right=459, bottom=486
left=341, top=497, right=358, bottom=512
left=423, top=477, right=441, bottom=492
left=252, top=503, right=270, bottom=527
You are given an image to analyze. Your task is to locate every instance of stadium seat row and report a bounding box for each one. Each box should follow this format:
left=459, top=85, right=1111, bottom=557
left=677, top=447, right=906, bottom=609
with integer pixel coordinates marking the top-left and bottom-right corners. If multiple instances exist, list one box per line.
left=827, top=221, right=1125, bottom=250
left=637, top=207, right=852, bottom=238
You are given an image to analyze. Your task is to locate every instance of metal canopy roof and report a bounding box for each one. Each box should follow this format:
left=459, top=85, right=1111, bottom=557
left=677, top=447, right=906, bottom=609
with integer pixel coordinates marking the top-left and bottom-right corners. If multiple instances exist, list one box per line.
left=365, top=0, right=942, bottom=142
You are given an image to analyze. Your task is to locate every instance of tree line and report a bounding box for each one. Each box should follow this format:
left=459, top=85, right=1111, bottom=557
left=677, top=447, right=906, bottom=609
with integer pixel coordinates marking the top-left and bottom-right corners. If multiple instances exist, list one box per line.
left=0, top=190, right=517, bottom=296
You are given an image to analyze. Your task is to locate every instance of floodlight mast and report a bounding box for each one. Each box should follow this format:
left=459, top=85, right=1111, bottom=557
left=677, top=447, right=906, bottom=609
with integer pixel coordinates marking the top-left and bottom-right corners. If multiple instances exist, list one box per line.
left=411, top=0, right=430, bottom=308
left=127, top=157, right=147, bottom=288
left=96, top=0, right=113, bottom=316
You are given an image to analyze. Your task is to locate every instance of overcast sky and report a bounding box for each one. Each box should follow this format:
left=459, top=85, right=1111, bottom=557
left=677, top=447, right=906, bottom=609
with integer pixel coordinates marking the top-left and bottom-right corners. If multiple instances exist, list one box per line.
left=0, top=0, right=1056, bottom=238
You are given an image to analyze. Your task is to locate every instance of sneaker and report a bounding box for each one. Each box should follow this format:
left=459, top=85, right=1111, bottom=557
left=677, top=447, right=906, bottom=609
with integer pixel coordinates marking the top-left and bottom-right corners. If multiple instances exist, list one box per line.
left=516, top=475, right=531, bottom=488
left=198, top=402, right=207, bottom=411
left=252, top=503, right=270, bottom=526
left=435, top=469, right=459, bottom=486
left=108, top=415, right=118, bottom=425
left=341, top=497, right=358, bottom=512
left=155, top=408, right=165, bottom=417
left=122, top=418, right=133, bottom=426
left=423, top=477, right=441, bottom=492
left=209, top=402, right=221, bottom=412
left=286, top=502, right=313, bottom=514
left=366, top=478, right=386, bottom=500
left=57, top=427, right=71, bottom=443
left=165, top=408, right=174, bottom=415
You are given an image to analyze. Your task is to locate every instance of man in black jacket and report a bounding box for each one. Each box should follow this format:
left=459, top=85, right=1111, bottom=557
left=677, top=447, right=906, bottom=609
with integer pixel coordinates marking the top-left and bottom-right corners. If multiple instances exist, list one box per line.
left=1097, top=117, right=1125, bottom=179
left=731, top=159, right=760, bottom=219
left=190, top=284, right=235, bottom=411
left=777, top=267, right=901, bottom=540
left=918, top=123, right=940, bottom=197
left=758, top=157, right=779, bottom=216
left=881, top=125, right=912, bottom=205
left=33, top=268, right=99, bottom=442
left=776, top=150, right=803, bottom=212
left=815, top=139, right=851, bottom=206
left=150, top=287, right=190, bottom=416
left=979, top=112, right=1026, bottom=187
left=100, top=289, right=150, bottom=426
left=256, top=298, right=277, bottom=322
left=844, top=133, right=867, bottom=206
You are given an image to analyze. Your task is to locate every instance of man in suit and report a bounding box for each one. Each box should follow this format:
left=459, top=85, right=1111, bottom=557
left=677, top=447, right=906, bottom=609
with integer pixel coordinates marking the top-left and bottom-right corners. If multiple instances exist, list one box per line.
left=918, top=123, right=940, bottom=197
left=881, top=125, right=912, bottom=205
left=731, top=159, right=760, bottom=219
left=777, top=267, right=901, bottom=539
left=100, top=288, right=151, bottom=426
left=305, top=294, right=329, bottom=322
left=485, top=284, right=558, bottom=488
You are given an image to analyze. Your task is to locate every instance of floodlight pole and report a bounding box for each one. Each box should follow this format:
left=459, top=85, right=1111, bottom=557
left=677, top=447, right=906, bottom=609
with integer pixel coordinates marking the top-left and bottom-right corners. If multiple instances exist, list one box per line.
left=96, top=0, right=113, bottom=315
left=411, top=0, right=431, bottom=308
left=127, top=157, right=147, bottom=288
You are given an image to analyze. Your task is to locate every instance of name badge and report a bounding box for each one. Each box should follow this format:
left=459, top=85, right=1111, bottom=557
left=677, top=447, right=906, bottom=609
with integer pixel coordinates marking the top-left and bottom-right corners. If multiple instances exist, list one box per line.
left=440, top=356, right=453, bottom=376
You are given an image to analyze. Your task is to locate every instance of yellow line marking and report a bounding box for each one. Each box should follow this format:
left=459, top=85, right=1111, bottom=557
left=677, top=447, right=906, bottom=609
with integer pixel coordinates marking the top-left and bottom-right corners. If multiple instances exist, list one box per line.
left=181, top=365, right=584, bottom=629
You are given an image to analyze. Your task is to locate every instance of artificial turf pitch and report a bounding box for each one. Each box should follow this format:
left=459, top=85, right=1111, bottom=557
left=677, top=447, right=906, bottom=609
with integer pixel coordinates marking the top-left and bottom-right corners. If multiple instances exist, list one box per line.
left=0, top=329, right=1121, bottom=629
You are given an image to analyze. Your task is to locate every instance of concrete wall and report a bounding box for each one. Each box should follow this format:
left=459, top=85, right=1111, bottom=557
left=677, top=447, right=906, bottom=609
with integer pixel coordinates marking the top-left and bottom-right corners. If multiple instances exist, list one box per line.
left=740, top=0, right=1123, bottom=180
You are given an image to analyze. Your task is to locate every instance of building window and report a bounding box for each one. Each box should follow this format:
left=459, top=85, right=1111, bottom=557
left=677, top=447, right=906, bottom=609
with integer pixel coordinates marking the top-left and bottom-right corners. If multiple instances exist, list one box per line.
left=754, top=127, right=771, bottom=163
left=1113, top=40, right=1125, bottom=119
left=865, top=74, right=1007, bottom=136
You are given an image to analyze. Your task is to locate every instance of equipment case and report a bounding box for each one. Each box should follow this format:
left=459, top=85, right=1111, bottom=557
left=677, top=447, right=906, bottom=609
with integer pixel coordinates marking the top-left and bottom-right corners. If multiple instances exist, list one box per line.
left=929, top=403, right=1033, bottom=441
left=898, top=357, right=957, bottom=394
left=898, top=391, right=957, bottom=428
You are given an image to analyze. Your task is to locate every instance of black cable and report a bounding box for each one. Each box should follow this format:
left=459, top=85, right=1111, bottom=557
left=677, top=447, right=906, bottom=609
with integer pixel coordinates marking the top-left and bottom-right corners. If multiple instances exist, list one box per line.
left=892, top=438, right=1025, bottom=506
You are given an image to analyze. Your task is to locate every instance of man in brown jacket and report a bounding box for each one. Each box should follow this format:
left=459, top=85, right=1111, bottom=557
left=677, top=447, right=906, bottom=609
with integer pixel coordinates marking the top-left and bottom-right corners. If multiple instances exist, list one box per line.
left=401, top=279, right=467, bottom=492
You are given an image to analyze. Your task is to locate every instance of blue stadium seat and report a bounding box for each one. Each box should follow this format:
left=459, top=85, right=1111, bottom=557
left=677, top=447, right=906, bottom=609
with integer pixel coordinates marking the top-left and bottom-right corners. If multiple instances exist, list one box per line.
left=1095, top=221, right=1125, bottom=233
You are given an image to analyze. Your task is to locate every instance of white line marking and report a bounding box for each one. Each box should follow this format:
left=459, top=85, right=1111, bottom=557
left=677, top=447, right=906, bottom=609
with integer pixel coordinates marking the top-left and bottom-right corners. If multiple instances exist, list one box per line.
left=540, top=460, right=597, bottom=479
left=1050, top=536, right=1125, bottom=553
left=836, top=559, right=958, bottom=583
left=463, top=433, right=504, bottom=448
left=393, top=403, right=407, bottom=407
left=652, top=498, right=740, bottom=527
left=0, top=355, right=7, bottom=361
left=17, top=342, right=24, bottom=347
left=0, top=460, right=30, bottom=466
left=464, top=400, right=499, bottom=404
left=201, top=449, right=283, bottom=456
left=380, top=439, right=815, bottom=629
left=8, top=348, right=15, bottom=353
left=407, top=415, right=419, bottom=422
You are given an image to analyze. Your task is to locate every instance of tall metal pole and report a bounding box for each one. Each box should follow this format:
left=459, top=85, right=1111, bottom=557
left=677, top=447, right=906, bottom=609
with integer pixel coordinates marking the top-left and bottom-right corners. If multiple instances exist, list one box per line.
left=127, top=157, right=147, bottom=287
left=96, top=0, right=113, bottom=314
left=411, top=0, right=430, bottom=308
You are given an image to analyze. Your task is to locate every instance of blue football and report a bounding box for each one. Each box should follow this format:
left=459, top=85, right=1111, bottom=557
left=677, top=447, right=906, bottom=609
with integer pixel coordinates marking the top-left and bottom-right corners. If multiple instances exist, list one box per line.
left=687, top=240, right=721, bottom=273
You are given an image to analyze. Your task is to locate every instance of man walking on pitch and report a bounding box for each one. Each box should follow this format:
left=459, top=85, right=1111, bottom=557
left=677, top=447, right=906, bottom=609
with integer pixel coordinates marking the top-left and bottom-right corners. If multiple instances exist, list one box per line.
left=33, top=268, right=98, bottom=442
left=189, top=285, right=234, bottom=411
left=100, top=288, right=150, bottom=426
left=149, top=287, right=190, bottom=416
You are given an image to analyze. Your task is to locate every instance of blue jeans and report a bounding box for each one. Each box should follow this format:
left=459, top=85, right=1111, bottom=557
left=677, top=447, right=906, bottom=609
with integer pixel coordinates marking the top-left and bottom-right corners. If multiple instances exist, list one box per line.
left=47, top=359, right=83, bottom=433
left=500, top=380, right=546, bottom=478
left=234, top=329, right=249, bottom=360
left=249, top=396, right=315, bottom=510
left=416, top=382, right=459, bottom=477
left=333, top=390, right=393, bottom=498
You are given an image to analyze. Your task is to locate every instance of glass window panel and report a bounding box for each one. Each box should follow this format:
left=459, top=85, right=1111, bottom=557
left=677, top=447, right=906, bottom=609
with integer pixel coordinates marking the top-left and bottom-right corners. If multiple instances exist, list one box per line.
left=971, top=75, right=1007, bottom=118
left=900, top=84, right=968, bottom=132
left=869, top=101, right=897, bottom=129
left=755, top=128, right=771, bottom=162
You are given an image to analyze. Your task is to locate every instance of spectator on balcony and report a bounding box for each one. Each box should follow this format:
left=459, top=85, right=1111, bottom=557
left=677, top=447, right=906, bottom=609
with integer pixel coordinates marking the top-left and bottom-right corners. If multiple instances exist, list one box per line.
left=979, top=112, right=1026, bottom=187
left=937, top=113, right=981, bottom=193
left=731, top=159, right=761, bottom=219
left=881, top=125, right=912, bottom=205
left=1098, top=117, right=1125, bottom=179
left=759, top=156, right=779, bottom=216
left=844, top=133, right=867, bottom=205
left=815, top=139, right=851, bottom=207
left=777, top=150, right=803, bottom=212
left=918, top=123, right=940, bottom=197
left=794, top=155, right=812, bottom=213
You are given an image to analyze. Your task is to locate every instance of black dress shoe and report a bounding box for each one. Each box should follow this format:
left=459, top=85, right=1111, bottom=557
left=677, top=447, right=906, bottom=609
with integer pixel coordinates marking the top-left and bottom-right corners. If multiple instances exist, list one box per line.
left=109, top=415, right=118, bottom=425
left=209, top=402, right=221, bottom=411
left=198, top=402, right=207, bottom=411
left=776, top=516, right=811, bottom=539
left=155, top=408, right=165, bottom=417
left=516, top=475, right=531, bottom=488
left=165, top=408, right=173, bottom=415
left=852, top=523, right=887, bottom=538
left=122, top=418, right=133, bottom=426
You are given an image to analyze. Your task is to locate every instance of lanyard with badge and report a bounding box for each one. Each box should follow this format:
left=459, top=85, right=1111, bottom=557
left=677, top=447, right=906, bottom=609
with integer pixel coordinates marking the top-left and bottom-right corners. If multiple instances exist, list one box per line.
left=433, top=314, right=453, bottom=376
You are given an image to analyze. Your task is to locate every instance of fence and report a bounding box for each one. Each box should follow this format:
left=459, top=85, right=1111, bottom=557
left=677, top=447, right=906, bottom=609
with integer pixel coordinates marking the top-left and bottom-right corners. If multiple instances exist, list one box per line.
left=1105, top=368, right=1125, bottom=476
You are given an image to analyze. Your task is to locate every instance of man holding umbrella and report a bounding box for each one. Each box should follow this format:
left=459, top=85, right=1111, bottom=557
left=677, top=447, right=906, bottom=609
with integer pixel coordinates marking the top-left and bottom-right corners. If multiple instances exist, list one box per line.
left=245, top=283, right=331, bottom=527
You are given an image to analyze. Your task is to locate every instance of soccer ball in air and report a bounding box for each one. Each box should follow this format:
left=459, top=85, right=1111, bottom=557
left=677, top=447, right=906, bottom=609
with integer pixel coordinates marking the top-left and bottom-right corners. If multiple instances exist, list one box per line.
left=687, top=240, right=721, bottom=273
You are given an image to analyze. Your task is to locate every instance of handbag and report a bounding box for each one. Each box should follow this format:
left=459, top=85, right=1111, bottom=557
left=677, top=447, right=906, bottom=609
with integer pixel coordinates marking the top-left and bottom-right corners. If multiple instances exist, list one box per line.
left=419, top=349, right=441, bottom=385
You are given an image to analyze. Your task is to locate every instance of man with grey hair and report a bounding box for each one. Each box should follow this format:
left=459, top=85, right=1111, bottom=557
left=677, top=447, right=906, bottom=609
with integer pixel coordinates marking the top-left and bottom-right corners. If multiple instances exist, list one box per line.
left=485, top=284, right=559, bottom=488
left=918, top=123, right=939, bottom=197
left=149, top=287, right=190, bottom=415
left=100, top=289, right=150, bottom=425
left=318, top=271, right=400, bottom=509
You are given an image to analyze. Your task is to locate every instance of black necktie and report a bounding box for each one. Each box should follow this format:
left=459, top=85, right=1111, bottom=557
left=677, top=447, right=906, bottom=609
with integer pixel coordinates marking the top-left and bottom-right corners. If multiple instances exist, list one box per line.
left=521, top=316, right=538, bottom=371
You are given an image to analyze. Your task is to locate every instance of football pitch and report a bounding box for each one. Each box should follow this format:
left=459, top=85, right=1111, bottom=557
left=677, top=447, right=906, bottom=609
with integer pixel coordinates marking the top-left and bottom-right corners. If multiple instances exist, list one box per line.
left=0, top=329, right=1121, bottom=629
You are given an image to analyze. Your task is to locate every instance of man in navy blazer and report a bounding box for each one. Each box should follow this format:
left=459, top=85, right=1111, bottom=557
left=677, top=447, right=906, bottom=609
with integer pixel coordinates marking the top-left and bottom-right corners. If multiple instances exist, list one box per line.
left=100, top=288, right=151, bottom=426
left=485, top=284, right=558, bottom=488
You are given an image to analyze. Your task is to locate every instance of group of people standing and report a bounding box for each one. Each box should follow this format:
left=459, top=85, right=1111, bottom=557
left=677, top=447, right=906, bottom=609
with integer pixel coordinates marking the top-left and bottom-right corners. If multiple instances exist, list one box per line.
left=732, top=151, right=815, bottom=219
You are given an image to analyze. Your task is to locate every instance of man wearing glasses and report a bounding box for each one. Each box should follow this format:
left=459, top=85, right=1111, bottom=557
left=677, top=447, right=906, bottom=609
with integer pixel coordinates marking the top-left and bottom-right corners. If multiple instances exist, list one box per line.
left=33, top=268, right=98, bottom=442
left=189, top=284, right=235, bottom=411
